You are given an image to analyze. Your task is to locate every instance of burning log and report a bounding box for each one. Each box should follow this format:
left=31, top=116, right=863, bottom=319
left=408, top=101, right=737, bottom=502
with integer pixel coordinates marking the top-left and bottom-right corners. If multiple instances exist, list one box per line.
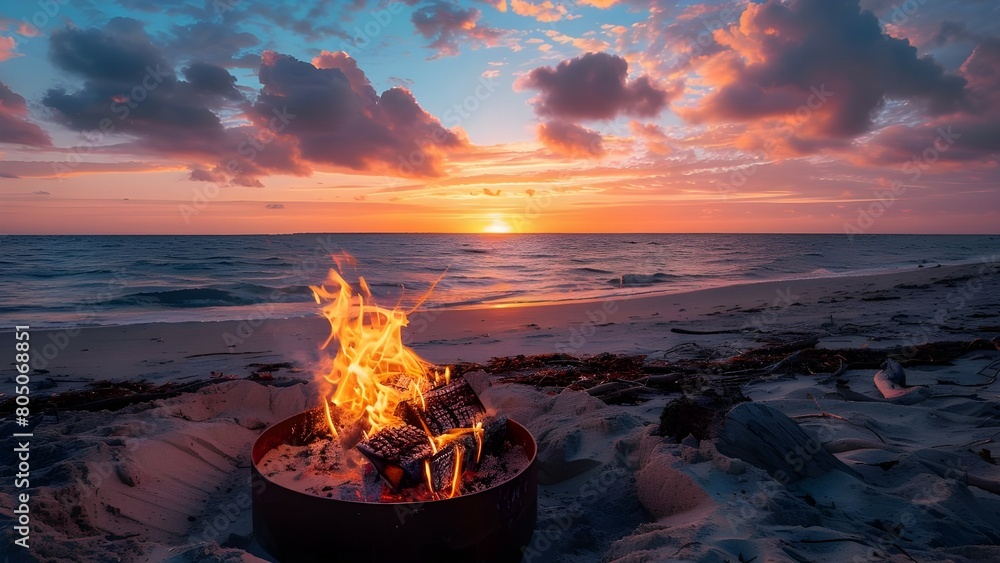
left=356, top=424, right=434, bottom=491
left=358, top=377, right=508, bottom=496
left=397, top=377, right=486, bottom=435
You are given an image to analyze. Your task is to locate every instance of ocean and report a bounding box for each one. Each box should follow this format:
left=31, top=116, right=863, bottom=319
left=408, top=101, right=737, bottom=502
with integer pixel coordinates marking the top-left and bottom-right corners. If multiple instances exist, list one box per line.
left=1, top=234, right=998, bottom=329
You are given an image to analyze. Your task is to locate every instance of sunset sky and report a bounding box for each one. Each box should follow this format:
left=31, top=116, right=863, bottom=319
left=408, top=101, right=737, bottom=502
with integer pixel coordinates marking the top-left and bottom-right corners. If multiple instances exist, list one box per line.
left=0, top=0, right=998, bottom=234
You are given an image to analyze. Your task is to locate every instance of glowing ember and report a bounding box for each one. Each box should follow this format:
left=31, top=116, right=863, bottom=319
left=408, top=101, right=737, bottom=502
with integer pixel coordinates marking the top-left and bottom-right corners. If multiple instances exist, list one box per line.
left=309, top=259, right=490, bottom=499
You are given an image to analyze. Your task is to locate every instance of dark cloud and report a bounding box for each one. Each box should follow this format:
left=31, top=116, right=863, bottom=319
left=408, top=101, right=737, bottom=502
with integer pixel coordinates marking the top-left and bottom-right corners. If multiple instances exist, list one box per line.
left=40, top=20, right=464, bottom=185
left=0, top=81, right=52, bottom=146
left=864, top=37, right=1000, bottom=164
left=165, top=21, right=261, bottom=69
left=519, top=52, right=671, bottom=120
left=217, top=0, right=351, bottom=43
left=537, top=121, right=605, bottom=158
left=265, top=203, right=285, bottom=209
left=183, top=62, right=244, bottom=101
left=250, top=51, right=467, bottom=177
left=685, top=0, right=968, bottom=139
left=43, top=17, right=240, bottom=152
left=412, top=2, right=506, bottom=58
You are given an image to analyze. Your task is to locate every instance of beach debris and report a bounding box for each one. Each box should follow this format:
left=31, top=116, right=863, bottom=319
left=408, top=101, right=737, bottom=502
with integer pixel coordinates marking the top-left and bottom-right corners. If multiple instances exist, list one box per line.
left=658, top=387, right=749, bottom=441
left=714, top=402, right=858, bottom=482
left=670, top=327, right=740, bottom=335
left=873, top=360, right=931, bottom=404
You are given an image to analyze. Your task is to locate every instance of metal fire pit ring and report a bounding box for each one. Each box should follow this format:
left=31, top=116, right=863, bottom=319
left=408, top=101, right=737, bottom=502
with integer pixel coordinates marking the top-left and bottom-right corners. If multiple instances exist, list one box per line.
left=251, top=408, right=537, bottom=562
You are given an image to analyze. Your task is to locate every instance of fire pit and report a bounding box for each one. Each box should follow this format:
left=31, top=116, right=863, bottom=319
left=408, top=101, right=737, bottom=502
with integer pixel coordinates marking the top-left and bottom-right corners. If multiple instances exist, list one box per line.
left=250, top=262, right=537, bottom=561
left=251, top=409, right=537, bottom=562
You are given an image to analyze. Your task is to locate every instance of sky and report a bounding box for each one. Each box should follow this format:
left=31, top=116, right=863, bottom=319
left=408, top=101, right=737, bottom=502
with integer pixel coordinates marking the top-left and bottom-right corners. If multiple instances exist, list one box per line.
left=0, top=0, right=998, bottom=234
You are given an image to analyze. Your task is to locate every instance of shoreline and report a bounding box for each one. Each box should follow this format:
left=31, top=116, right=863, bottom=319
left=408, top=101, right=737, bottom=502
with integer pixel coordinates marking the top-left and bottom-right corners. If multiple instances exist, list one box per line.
left=10, top=260, right=998, bottom=392
left=3, top=253, right=996, bottom=332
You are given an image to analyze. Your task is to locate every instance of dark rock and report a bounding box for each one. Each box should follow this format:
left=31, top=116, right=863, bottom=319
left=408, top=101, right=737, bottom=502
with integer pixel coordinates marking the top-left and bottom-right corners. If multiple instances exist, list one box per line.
left=658, top=388, right=749, bottom=441
left=714, top=402, right=857, bottom=483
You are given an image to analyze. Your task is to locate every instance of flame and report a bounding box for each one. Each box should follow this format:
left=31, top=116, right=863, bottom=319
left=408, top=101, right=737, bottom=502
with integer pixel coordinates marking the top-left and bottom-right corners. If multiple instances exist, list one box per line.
left=311, top=258, right=479, bottom=498
left=311, top=266, right=435, bottom=438
left=449, top=446, right=464, bottom=499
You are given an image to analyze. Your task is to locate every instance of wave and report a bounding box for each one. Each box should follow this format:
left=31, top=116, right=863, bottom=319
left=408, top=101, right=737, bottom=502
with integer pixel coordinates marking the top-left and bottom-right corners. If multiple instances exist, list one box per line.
left=571, top=267, right=615, bottom=274
left=104, top=284, right=314, bottom=308
left=608, top=273, right=677, bottom=286
left=22, top=269, right=117, bottom=279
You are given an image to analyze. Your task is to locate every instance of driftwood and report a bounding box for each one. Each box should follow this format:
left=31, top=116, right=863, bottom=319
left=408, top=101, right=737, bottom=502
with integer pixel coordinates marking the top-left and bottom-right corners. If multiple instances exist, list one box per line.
left=669, top=327, right=740, bottom=335
left=714, top=402, right=858, bottom=482
left=873, top=359, right=931, bottom=404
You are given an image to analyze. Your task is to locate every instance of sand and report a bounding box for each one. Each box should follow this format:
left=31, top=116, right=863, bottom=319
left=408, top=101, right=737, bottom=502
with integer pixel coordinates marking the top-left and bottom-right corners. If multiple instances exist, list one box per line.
left=2, top=260, right=1000, bottom=561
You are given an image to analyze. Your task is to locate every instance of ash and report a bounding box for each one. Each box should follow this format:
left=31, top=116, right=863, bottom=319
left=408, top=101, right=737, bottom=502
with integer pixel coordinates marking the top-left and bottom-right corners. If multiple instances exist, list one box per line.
left=259, top=437, right=529, bottom=502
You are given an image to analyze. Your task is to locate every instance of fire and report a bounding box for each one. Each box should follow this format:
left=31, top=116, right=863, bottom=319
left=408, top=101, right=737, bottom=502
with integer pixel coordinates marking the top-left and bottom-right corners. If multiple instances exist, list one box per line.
left=310, top=259, right=482, bottom=498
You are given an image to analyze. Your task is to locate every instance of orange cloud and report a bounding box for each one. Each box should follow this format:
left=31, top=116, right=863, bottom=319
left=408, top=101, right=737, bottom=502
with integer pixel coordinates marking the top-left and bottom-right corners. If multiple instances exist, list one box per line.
left=510, top=0, right=567, bottom=23
left=0, top=36, right=19, bottom=61
left=537, top=121, right=605, bottom=158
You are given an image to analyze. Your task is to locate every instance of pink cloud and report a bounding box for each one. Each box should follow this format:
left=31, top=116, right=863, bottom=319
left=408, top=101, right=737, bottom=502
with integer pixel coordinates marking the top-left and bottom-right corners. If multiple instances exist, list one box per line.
left=537, top=121, right=605, bottom=158
left=411, top=2, right=507, bottom=58
left=0, top=81, right=51, bottom=146
left=519, top=52, right=672, bottom=121
left=0, top=36, right=19, bottom=61
left=680, top=0, right=967, bottom=147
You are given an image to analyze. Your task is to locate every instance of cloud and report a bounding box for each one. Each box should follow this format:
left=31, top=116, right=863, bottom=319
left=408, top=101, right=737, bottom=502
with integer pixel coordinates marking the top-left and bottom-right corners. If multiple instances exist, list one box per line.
left=0, top=171, right=19, bottom=178
left=863, top=37, right=1000, bottom=165
left=33, top=190, right=50, bottom=195
left=519, top=52, right=671, bottom=120
left=629, top=120, right=672, bottom=154
left=251, top=51, right=468, bottom=177
left=39, top=19, right=465, bottom=185
left=510, top=0, right=568, bottom=23
left=681, top=0, right=968, bottom=143
left=537, top=121, right=605, bottom=158
left=0, top=81, right=52, bottom=146
left=265, top=203, right=285, bottom=209
left=165, top=21, right=261, bottom=69
left=43, top=18, right=243, bottom=158
left=478, top=0, right=508, bottom=12
left=541, top=29, right=610, bottom=52
left=412, top=1, right=506, bottom=58
left=0, top=36, right=18, bottom=61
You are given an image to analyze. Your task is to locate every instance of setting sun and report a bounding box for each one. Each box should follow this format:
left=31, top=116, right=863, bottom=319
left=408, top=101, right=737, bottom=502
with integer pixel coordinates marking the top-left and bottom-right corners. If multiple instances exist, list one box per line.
left=483, top=216, right=513, bottom=233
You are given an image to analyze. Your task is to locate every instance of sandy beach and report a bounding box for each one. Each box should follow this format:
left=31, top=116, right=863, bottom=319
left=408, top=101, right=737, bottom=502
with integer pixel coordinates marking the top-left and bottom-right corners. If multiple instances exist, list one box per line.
left=3, top=261, right=1000, bottom=562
